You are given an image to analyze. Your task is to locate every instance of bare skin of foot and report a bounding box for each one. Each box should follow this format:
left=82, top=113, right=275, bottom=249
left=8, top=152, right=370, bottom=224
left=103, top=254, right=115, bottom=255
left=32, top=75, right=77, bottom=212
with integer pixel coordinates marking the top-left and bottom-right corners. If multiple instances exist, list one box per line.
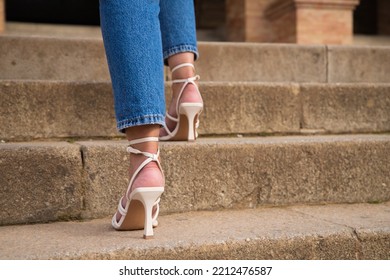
left=115, top=124, right=163, bottom=222
left=160, top=52, right=203, bottom=137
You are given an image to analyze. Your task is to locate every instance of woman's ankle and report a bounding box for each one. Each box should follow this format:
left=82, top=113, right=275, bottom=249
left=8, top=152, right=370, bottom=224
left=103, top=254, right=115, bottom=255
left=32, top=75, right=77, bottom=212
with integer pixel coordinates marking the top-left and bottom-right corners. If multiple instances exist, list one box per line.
left=167, top=52, right=195, bottom=71
left=171, top=66, right=195, bottom=80
left=171, top=83, right=201, bottom=104
left=125, top=124, right=160, bottom=153
left=124, top=124, right=163, bottom=192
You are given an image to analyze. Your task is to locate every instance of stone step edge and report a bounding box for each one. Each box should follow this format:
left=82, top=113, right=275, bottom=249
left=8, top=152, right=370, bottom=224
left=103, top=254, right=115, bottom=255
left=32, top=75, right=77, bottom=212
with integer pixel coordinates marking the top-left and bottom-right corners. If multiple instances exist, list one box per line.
left=1, top=134, right=389, bottom=227
left=2, top=78, right=390, bottom=85
left=0, top=202, right=389, bottom=260
left=1, top=34, right=390, bottom=83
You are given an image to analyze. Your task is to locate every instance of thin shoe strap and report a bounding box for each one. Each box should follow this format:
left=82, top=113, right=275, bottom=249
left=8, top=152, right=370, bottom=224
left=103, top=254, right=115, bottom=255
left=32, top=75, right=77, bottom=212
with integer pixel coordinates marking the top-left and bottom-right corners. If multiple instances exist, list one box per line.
left=127, top=137, right=160, bottom=161
left=125, top=137, right=163, bottom=198
left=173, top=76, right=201, bottom=119
left=171, top=62, right=195, bottom=74
left=166, top=113, right=178, bottom=122
left=127, top=147, right=159, bottom=161
left=162, top=63, right=200, bottom=137
left=126, top=156, right=154, bottom=198
left=128, top=137, right=159, bottom=146
left=170, top=62, right=200, bottom=113
left=172, top=75, right=200, bottom=84
left=171, top=62, right=199, bottom=85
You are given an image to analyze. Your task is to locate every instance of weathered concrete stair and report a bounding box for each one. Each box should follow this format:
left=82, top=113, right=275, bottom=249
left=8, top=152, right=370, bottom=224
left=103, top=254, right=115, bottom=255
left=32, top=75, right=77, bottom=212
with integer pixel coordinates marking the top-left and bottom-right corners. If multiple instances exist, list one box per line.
left=1, top=35, right=390, bottom=83
left=0, top=203, right=389, bottom=259
left=1, top=135, right=389, bottom=226
left=0, top=34, right=389, bottom=259
left=1, top=35, right=389, bottom=141
left=1, top=81, right=389, bottom=141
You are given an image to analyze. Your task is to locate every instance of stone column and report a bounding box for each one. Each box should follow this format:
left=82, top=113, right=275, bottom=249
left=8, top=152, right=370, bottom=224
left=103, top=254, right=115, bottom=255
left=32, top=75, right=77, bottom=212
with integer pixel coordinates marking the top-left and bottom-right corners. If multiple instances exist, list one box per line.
left=226, top=0, right=274, bottom=42
left=226, top=0, right=246, bottom=41
left=266, top=0, right=360, bottom=44
left=0, top=0, right=5, bottom=33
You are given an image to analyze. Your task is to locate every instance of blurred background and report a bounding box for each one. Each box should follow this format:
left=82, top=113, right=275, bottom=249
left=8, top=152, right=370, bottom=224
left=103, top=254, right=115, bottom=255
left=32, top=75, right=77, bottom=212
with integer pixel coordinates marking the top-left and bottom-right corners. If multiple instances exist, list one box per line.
left=1, top=0, right=389, bottom=45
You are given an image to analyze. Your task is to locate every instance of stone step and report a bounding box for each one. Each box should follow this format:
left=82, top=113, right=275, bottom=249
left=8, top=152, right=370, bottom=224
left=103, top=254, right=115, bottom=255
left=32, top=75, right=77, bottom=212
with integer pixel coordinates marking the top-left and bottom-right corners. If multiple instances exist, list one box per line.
left=1, top=80, right=389, bottom=141
left=1, top=35, right=390, bottom=83
left=1, top=135, right=389, bottom=226
left=0, top=202, right=389, bottom=259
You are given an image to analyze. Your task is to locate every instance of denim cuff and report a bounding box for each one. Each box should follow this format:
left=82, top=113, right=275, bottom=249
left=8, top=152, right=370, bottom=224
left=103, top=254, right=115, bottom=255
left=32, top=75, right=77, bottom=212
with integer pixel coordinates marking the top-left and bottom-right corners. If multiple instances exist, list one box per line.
left=117, top=114, right=165, bottom=133
left=163, top=44, right=199, bottom=66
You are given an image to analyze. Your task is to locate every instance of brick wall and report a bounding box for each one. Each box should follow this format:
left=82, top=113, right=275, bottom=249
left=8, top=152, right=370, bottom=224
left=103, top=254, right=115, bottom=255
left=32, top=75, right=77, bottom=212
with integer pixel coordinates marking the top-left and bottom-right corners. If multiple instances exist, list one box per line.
left=245, top=0, right=274, bottom=42
left=266, top=0, right=360, bottom=45
left=296, top=7, right=354, bottom=44
left=265, top=1, right=297, bottom=43
left=226, top=0, right=274, bottom=42
left=0, top=0, right=4, bottom=32
left=226, top=0, right=246, bottom=41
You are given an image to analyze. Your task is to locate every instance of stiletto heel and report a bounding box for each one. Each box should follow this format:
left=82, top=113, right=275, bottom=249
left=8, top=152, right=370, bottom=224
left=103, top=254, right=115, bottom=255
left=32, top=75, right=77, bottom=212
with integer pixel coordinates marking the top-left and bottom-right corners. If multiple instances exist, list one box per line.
left=179, top=103, right=203, bottom=141
left=112, top=137, right=164, bottom=239
left=132, top=188, right=164, bottom=238
left=160, top=63, right=203, bottom=141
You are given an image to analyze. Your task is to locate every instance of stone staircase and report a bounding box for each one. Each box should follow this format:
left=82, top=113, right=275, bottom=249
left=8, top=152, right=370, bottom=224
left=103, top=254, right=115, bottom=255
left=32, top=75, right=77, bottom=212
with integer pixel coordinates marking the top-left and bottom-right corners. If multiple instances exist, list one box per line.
left=0, top=34, right=389, bottom=260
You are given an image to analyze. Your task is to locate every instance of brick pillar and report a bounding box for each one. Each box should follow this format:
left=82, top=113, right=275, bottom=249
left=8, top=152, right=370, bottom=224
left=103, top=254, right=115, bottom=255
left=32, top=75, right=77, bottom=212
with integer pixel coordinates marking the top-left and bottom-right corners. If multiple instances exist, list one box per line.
left=226, top=0, right=274, bottom=42
left=266, top=0, right=360, bottom=45
left=0, top=0, right=5, bottom=33
left=226, top=0, right=246, bottom=41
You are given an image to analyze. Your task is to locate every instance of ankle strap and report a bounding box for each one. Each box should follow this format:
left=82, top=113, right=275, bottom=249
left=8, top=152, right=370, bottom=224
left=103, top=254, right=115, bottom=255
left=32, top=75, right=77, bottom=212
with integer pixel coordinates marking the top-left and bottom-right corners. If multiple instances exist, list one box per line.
left=128, top=137, right=159, bottom=146
left=171, top=63, right=195, bottom=74
left=126, top=137, right=160, bottom=161
left=171, top=63, right=200, bottom=84
left=172, top=75, right=200, bottom=84
left=125, top=136, right=163, bottom=199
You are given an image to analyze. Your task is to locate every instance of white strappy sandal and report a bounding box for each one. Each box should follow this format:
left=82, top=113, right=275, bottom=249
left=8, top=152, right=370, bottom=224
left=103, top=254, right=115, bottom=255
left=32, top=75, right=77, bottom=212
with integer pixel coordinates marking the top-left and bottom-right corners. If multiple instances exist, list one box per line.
left=160, top=63, right=203, bottom=141
left=112, top=137, right=164, bottom=239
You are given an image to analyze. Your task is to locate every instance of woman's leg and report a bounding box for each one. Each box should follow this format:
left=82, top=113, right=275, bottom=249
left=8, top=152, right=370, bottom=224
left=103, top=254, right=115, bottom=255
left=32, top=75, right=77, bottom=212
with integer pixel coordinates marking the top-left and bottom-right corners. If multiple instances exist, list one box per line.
left=159, top=0, right=203, bottom=138
left=159, top=0, right=198, bottom=63
left=99, top=0, right=164, bottom=227
left=100, top=0, right=165, bottom=132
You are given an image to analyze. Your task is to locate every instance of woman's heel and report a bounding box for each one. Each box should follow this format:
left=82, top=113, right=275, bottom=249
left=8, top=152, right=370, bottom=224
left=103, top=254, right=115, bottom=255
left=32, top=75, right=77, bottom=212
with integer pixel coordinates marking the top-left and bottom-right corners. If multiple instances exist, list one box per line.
left=112, top=137, right=164, bottom=239
left=132, top=187, right=164, bottom=239
left=160, top=63, right=203, bottom=141
left=179, top=103, right=203, bottom=141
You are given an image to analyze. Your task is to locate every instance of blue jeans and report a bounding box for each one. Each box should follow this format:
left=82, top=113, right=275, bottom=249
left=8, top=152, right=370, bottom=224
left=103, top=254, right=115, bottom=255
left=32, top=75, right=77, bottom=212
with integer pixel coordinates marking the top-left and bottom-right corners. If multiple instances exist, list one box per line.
left=99, top=0, right=199, bottom=132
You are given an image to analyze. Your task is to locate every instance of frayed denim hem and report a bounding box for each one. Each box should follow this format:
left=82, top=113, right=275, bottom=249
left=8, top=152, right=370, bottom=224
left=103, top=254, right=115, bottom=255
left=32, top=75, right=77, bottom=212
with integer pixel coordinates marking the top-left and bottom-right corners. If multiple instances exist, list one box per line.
left=117, top=114, right=165, bottom=133
left=163, top=44, right=199, bottom=65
